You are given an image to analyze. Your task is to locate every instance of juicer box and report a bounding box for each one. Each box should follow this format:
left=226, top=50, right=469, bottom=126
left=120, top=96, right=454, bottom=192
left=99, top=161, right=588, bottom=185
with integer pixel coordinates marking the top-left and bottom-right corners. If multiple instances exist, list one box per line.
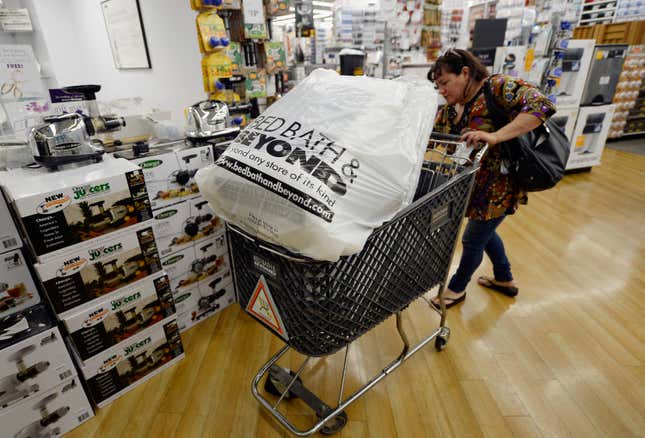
left=117, top=143, right=214, bottom=211
left=0, top=326, right=76, bottom=413
left=62, top=271, right=176, bottom=362
left=151, top=196, right=223, bottom=258
left=161, top=234, right=229, bottom=293
left=0, top=248, right=41, bottom=320
left=34, top=223, right=162, bottom=318
left=0, top=376, right=93, bottom=438
left=175, top=280, right=235, bottom=333
left=0, top=157, right=152, bottom=260
left=76, top=316, right=184, bottom=408
left=0, top=304, right=53, bottom=351
left=0, top=190, right=21, bottom=255
left=172, top=271, right=233, bottom=314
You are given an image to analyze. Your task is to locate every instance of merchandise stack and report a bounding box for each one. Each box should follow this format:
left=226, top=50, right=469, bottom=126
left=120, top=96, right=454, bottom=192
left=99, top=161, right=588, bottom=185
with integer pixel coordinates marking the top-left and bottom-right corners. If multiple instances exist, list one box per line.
left=116, top=143, right=235, bottom=334
left=193, top=0, right=288, bottom=117
left=609, top=45, right=645, bottom=137
left=0, top=191, right=94, bottom=435
left=0, top=157, right=186, bottom=408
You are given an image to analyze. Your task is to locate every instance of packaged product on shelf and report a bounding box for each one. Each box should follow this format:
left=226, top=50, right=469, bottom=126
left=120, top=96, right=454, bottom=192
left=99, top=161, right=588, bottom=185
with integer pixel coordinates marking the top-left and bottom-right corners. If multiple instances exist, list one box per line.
left=175, top=281, right=235, bottom=333
left=0, top=304, right=52, bottom=351
left=196, top=69, right=437, bottom=261
left=0, top=158, right=152, bottom=260
left=77, top=316, right=184, bottom=408
left=493, top=46, right=528, bottom=79
left=0, top=325, right=76, bottom=412
left=117, top=143, right=214, bottom=211
left=196, top=11, right=230, bottom=53
left=62, top=272, right=175, bottom=361
left=0, top=191, right=21, bottom=255
left=567, top=105, right=616, bottom=170
left=264, top=42, right=287, bottom=74
left=34, top=223, right=162, bottom=318
left=202, top=51, right=233, bottom=93
left=225, top=42, right=244, bottom=75
left=242, top=0, right=268, bottom=39
left=0, top=249, right=41, bottom=319
left=245, top=69, right=268, bottom=98
left=0, top=377, right=93, bottom=437
left=268, top=0, right=290, bottom=16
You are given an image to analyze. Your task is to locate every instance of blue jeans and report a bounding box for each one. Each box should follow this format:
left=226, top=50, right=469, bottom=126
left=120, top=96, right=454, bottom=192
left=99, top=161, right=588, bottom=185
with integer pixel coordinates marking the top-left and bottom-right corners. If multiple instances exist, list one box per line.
left=447, top=215, right=513, bottom=293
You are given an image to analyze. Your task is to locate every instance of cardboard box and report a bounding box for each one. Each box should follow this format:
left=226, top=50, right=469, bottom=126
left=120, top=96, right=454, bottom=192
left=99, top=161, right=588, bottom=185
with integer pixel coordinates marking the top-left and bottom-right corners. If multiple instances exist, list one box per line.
left=119, top=143, right=214, bottom=211
left=0, top=157, right=152, bottom=260
left=551, top=40, right=596, bottom=108
left=172, top=271, right=232, bottom=314
left=0, top=326, right=76, bottom=412
left=173, top=236, right=229, bottom=293
left=151, top=196, right=223, bottom=258
left=0, top=190, right=21, bottom=255
left=63, top=272, right=175, bottom=361
left=567, top=104, right=616, bottom=170
left=0, top=377, right=93, bottom=437
left=0, top=249, right=41, bottom=319
left=34, top=224, right=162, bottom=318
left=0, top=304, right=53, bottom=351
left=78, top=316, right=184, bottom=408
left=176, top=280, right=235, bottom=333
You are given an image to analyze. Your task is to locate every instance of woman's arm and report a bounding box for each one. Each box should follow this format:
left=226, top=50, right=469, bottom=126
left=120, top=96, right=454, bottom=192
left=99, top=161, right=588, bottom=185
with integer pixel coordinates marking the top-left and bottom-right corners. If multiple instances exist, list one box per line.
left=461, top=113, right=542, bottom=146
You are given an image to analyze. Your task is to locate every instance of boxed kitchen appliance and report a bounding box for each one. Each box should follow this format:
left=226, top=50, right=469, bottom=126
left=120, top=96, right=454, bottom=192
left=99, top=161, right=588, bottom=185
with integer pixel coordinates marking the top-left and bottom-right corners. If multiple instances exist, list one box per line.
left=552, top=39, right=595, bottom=108
left=172, top=269, right=233, bottom=314
left=493, top=46, right=527, bottom=79
left=581, top=44, right=628, bottom=106
left=170, top=235, right=228, bottom=293
left=117, top=143, right=214, bottom=211
left=62, top=271, right=175, bottom=361
left=0, top=304, right=52, bottom=351
left=34, top=223, right=162, bottom=318
left=567, top=104, right=616, bottom=170
left=0, top=326, right=76, bottom=412
left=0, top=190, right=21, bottom=255
left=175, top=280, right=235, bottom=333
left=0, top=157, right=152, bottom=260
left=77, top=316, right=184, bottom=408
left=551, top=106, right=578, bottom=145
left=0, top=377, right=93, bottom=437
left=151, top=196, right=223, bottom=258
left=0, top=249, right=41, bottom=319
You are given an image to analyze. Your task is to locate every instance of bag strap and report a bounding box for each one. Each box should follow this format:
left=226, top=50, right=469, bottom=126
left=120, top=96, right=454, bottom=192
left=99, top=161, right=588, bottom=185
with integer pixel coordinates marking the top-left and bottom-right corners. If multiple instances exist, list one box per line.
left=483, top=76, right=511, bottom=130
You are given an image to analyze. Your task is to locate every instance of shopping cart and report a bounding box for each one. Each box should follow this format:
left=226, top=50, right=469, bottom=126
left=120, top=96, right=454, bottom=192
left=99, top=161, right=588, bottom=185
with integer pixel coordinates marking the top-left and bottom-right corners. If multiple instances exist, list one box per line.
left=227, top=132, right=486, bottom=435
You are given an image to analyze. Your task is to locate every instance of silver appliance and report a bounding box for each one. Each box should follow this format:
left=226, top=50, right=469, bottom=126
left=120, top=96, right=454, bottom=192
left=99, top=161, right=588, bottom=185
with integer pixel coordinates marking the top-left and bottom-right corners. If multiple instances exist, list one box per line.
left=581, top=44, right=627, bottom=106
left=185, top=100, right=240, bottom=141
left=29, top=85, right=125, bottom=170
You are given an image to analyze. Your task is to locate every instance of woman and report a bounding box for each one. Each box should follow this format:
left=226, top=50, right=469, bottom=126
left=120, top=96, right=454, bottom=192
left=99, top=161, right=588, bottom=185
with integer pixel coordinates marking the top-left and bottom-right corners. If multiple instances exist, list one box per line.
left=428, top=49, right=556, bottom=308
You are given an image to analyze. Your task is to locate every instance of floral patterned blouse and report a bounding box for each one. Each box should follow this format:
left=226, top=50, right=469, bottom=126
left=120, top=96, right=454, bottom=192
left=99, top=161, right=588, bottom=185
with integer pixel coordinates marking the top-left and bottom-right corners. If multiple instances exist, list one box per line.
left=434, top=74, right=556, bottom=221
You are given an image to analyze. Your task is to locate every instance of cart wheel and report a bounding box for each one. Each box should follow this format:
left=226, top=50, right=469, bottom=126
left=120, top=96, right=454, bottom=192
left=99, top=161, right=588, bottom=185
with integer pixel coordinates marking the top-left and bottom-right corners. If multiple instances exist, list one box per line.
left=263, top=369, right=301, bottom=400
left=435, top=326, right=450, bottom=351
left=319, top=411, right=348, bottom=435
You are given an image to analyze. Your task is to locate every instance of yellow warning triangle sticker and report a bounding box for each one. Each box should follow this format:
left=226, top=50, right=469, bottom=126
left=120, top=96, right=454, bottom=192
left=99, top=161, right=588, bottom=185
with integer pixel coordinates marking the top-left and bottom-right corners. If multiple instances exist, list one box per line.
left=246, top=275, right=288, bottom=340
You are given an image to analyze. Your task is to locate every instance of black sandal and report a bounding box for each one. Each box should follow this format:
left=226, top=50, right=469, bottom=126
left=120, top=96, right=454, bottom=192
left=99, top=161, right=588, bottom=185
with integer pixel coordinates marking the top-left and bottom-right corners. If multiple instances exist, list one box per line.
left=478, top=276, right=518, bottom=297
left=431, top=292, right=466, bottom=310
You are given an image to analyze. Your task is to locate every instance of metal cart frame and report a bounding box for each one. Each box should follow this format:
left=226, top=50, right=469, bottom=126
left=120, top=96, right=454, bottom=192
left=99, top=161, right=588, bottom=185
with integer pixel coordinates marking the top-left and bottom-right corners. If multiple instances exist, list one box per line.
left=228, top=133, right=485, bottom=436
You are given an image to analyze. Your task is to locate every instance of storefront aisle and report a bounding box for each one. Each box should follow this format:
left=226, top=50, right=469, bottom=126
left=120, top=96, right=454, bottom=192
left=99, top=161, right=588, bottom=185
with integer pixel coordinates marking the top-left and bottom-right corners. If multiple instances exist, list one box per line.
left=66, top=147, right=645, bottom=438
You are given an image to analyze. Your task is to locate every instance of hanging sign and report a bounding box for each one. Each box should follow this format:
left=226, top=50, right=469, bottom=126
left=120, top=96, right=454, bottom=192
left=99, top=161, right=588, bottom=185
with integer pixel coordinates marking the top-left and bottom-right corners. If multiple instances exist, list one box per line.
left=295, top=0, right=314, bottom=38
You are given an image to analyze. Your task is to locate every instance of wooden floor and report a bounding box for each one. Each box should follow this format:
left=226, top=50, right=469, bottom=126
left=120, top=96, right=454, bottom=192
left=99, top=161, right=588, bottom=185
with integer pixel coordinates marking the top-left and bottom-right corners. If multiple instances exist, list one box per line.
left=67, top=148, right=645, bottom=438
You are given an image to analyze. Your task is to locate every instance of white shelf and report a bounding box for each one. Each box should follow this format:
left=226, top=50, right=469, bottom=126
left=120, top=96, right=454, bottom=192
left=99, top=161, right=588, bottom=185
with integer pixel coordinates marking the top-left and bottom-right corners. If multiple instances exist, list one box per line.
left=579, top=16, right=614, bottom=23
left=582, top=0, right=617, bottom=7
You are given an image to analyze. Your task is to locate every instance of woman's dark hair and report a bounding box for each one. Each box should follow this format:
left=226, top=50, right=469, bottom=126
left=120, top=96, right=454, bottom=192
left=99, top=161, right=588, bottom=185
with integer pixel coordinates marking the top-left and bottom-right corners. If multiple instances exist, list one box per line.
left=427, top=49, right=489, bottom=82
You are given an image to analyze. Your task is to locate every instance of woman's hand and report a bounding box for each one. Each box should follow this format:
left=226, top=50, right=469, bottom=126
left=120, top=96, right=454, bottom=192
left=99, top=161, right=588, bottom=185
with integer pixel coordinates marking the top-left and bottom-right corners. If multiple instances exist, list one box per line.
left=460, top=130, right=499, bottom=147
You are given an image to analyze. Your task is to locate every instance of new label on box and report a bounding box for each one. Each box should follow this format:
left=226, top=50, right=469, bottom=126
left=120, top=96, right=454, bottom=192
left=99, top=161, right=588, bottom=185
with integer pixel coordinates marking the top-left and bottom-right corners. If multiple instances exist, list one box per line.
left=0, top=377, right=93, bottom=437
left=64, top=272, right=175, bottom=361
left=0, top=326, right=76, bottom=413
left=79, top=317, right=184, bottom=407
left=35, top=225, right=161, bottom=317
left=1, top=159, right=152, bottom=258
left=0, top=249, right=41, bottom=319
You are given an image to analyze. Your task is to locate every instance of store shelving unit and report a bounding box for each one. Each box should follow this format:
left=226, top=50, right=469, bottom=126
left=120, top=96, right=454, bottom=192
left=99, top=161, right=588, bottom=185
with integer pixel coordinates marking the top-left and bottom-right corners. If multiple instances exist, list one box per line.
left=578, top=0, right=618, bottom=26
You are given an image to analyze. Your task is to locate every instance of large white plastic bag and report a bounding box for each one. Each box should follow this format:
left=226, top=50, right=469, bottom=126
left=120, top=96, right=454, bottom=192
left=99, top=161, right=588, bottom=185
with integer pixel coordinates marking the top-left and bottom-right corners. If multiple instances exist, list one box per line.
left=196, top=69, right=437, bottom=261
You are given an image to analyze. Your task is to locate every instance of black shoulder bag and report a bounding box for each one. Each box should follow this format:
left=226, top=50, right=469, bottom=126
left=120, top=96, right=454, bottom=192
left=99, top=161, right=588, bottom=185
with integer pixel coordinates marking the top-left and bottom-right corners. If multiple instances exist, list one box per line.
left=483, top=79, right=570, bottom=192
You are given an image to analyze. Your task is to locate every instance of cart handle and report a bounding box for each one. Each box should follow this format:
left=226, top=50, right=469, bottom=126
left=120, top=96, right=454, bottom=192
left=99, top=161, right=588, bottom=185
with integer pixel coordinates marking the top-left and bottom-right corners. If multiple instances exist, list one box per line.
left=429, top=132, right=462, bottom=142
